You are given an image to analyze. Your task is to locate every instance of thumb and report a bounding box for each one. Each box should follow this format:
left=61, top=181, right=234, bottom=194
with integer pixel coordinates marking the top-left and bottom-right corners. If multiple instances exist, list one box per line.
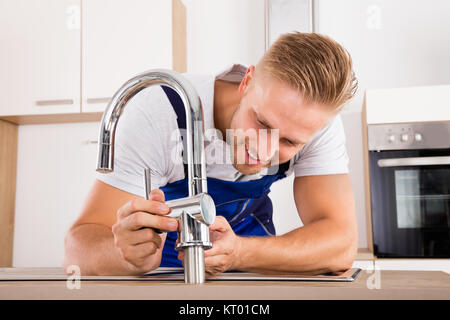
left=209, top=216, right=229, bottom=232
left=149, top=189, right=165, bottom=203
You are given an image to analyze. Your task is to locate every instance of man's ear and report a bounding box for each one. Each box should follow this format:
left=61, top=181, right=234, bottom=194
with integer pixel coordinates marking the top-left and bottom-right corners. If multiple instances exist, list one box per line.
left=238, top=65, right=256, bottom=96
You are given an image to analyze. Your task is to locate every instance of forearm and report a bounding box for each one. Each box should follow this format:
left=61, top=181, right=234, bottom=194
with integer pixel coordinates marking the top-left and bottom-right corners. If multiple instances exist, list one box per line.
left=62, top=223, right=156, bottom=276
left=235, top=218, right=357, bottom=274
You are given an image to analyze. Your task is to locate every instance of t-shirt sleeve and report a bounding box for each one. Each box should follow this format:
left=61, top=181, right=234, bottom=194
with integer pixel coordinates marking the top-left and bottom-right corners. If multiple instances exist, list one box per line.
left=95, top=86, right=182, bottom=197
left=292, top=114, right=349, bottom=177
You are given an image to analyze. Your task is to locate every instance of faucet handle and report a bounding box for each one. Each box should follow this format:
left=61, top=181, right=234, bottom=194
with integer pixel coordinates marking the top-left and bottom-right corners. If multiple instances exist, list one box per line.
left=143, top=168, right=215, bottom=229
left=186, top=193, right=215, bottom=226
left=166, top=193, right=216, bottom=226
left=143, top=168, right=163, bottom=234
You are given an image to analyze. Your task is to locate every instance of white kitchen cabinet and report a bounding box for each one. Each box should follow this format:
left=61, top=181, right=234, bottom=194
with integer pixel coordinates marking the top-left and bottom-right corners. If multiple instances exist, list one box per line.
left=0, top=0, right=81, bottom=116
left=0, top=0, right=176, bottom=118
left=13, top=121, right=100, bottom=267
left=375, top=259, right=450, bottom=274
left=81, top=0, right=173, bottom=113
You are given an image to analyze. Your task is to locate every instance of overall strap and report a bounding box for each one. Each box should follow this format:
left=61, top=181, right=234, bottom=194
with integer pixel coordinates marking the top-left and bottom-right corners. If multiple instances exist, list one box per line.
left=161, top=85, right=189, bottom=178
left=276, top=160, right=291, bottom=175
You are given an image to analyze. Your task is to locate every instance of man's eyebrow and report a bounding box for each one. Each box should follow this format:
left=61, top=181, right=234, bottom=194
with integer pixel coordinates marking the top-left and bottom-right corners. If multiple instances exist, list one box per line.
left=255, top=112, right=306, bottom=145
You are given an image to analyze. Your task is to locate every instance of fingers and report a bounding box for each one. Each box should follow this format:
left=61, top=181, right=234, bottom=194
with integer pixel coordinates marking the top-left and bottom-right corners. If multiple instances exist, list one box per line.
left=208, top=215, right=229, bottom=232
left=149, top=189, right=165, bottom=202
left=175, top=215, right=233, bottom=261
left=112, top=223, right=168, bottom=273
left=204, top=242, right=232, bottom=257
left=177, top=250, right=184, bottom=263
left=205, top=255, right=229, bottom=274
left=177, top=252, right=227, bottom=275
left=122, top=211, right=178, bottom=232
left=120, top=241, right=159, bottom=262
left=177, top=243, right=232, bottom=262
left=114, top=228, right=162, bottom=248
left=117, top=196, right=171, bottom=220
left=131, top=228, right=163, bottom=247
left=112, top=190, right=173, bottom=273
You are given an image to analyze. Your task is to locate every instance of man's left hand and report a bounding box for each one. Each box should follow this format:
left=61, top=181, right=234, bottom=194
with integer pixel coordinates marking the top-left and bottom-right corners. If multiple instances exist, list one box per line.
left=177, top=216, right=242, bottom=275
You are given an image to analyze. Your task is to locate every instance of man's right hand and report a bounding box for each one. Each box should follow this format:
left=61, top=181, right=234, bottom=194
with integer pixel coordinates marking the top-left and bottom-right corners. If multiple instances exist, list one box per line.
left=111, top=189, right=178, bottom=274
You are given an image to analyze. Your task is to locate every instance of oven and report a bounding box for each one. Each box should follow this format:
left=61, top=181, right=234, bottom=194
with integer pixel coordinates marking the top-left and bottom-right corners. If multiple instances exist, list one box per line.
left=368, top=122, right=450, bottom=258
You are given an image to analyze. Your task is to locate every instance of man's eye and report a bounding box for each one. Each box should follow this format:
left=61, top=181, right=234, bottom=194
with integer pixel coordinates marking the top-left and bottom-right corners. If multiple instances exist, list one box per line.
left=257, top=119, right=267, bottom=127
left=283, top=139, right=295, bottom=146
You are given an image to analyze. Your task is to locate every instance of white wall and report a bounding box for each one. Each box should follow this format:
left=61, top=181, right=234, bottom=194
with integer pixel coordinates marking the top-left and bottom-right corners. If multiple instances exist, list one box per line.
left=184, top=0, right=265, bottom=74
left=316, top=0, right=450, bottom=113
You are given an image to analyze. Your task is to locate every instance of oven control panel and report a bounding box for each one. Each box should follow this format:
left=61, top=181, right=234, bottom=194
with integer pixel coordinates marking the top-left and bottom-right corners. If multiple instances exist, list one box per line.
left=368, top=122, right=450, bottom=151
left=386, top=131, right=423, bottom=143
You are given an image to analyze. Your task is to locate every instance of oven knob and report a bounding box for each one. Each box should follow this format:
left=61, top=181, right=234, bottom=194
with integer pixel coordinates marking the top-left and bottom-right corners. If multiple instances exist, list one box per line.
left=401, top=133, right=409, bottom=142
left=388, top=134, right=395, bottom=143
left=414, top=133, right=423, bottom=141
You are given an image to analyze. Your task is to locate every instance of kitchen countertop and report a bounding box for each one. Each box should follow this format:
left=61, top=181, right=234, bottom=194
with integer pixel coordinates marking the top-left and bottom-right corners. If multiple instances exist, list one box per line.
left=0, top=268, right=449, bottom=300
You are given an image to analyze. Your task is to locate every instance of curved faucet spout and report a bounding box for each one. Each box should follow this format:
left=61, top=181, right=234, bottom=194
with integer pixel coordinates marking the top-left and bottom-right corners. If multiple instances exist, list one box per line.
left=96, top=68, right=207, bottom=196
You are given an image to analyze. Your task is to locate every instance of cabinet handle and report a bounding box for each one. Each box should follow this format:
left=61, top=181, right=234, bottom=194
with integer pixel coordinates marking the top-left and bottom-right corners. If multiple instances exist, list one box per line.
left=87, top=97, right=111, bottom=104
left=35, top=99, right=74, bottom=106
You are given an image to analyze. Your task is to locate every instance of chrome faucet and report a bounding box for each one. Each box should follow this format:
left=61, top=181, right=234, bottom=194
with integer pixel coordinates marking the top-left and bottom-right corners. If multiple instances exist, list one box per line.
left=96, top=69, right=216, bottom=284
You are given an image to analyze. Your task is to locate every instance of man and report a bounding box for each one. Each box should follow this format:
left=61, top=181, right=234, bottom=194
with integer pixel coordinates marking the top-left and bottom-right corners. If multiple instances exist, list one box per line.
left=63, top=32, right=358, bottom=276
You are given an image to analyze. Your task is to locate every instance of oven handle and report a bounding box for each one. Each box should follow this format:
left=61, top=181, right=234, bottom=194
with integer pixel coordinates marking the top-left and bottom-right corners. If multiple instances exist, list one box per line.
left=377, top=156, right=450, bottom=167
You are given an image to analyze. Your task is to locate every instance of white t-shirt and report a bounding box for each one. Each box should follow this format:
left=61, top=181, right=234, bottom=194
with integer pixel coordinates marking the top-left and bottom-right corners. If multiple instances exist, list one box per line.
left=96, top=64, right=349, bottom=197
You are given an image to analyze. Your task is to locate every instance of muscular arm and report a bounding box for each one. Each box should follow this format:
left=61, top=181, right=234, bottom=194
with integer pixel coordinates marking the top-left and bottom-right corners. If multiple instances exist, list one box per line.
left=62, top=179, right=168, bottom=276
left=234, top=174, right=358, bottom=274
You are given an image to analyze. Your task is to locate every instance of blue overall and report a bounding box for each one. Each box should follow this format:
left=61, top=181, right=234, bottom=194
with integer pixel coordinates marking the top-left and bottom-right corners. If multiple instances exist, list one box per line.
left=159, top=86, right=290, bottom=267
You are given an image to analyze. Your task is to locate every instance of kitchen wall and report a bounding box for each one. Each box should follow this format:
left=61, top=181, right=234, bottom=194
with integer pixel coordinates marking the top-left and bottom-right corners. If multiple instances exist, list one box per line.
left=12, top=0, right=450, bottom=266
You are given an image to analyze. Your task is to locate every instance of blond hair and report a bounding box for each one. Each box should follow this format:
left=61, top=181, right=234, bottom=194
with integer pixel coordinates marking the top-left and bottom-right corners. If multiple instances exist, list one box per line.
left=257, top=32, right=358, bottom=111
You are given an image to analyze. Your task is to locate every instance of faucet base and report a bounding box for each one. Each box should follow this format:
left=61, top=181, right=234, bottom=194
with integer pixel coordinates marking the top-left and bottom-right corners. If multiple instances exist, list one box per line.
left=184, top=246, right=206, bottom=284
left=176, top=241, right=212, bottom=250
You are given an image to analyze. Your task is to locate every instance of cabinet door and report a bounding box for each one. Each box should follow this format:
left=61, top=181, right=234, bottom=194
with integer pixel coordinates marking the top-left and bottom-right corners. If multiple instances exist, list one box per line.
left=81, top=0, right=172, bottom=113
left=13, top=122, right=100, bottom=267
left=0, top=0, right=81, bottom=116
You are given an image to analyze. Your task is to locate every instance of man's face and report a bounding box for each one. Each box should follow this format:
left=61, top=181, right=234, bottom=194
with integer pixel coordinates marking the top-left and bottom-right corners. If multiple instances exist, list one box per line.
left=227, top=66, right=334, bottom=175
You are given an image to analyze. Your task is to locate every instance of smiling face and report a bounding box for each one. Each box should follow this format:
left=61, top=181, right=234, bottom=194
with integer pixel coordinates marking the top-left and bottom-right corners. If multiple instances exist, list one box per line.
left=228, top=66, right=334, bottom=175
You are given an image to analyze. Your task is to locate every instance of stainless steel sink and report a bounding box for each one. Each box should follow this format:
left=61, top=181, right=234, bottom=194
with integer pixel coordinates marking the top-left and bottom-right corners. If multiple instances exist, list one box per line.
left=0, top=267, right=361, bottom=282
left=145, top=267, right=361, bottom=282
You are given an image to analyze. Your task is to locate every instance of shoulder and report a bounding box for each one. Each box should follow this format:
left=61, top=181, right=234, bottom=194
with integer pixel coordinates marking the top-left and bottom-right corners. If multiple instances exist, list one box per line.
left=298, top=114, right=345, bottom=157
left=290, top=114, right=349, bottom=177
left=125, top=85, right=176, bottom=122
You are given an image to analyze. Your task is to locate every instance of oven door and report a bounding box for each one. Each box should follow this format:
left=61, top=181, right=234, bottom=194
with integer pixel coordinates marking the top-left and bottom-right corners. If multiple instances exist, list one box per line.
left=369, top=149, right=450, bottom=258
